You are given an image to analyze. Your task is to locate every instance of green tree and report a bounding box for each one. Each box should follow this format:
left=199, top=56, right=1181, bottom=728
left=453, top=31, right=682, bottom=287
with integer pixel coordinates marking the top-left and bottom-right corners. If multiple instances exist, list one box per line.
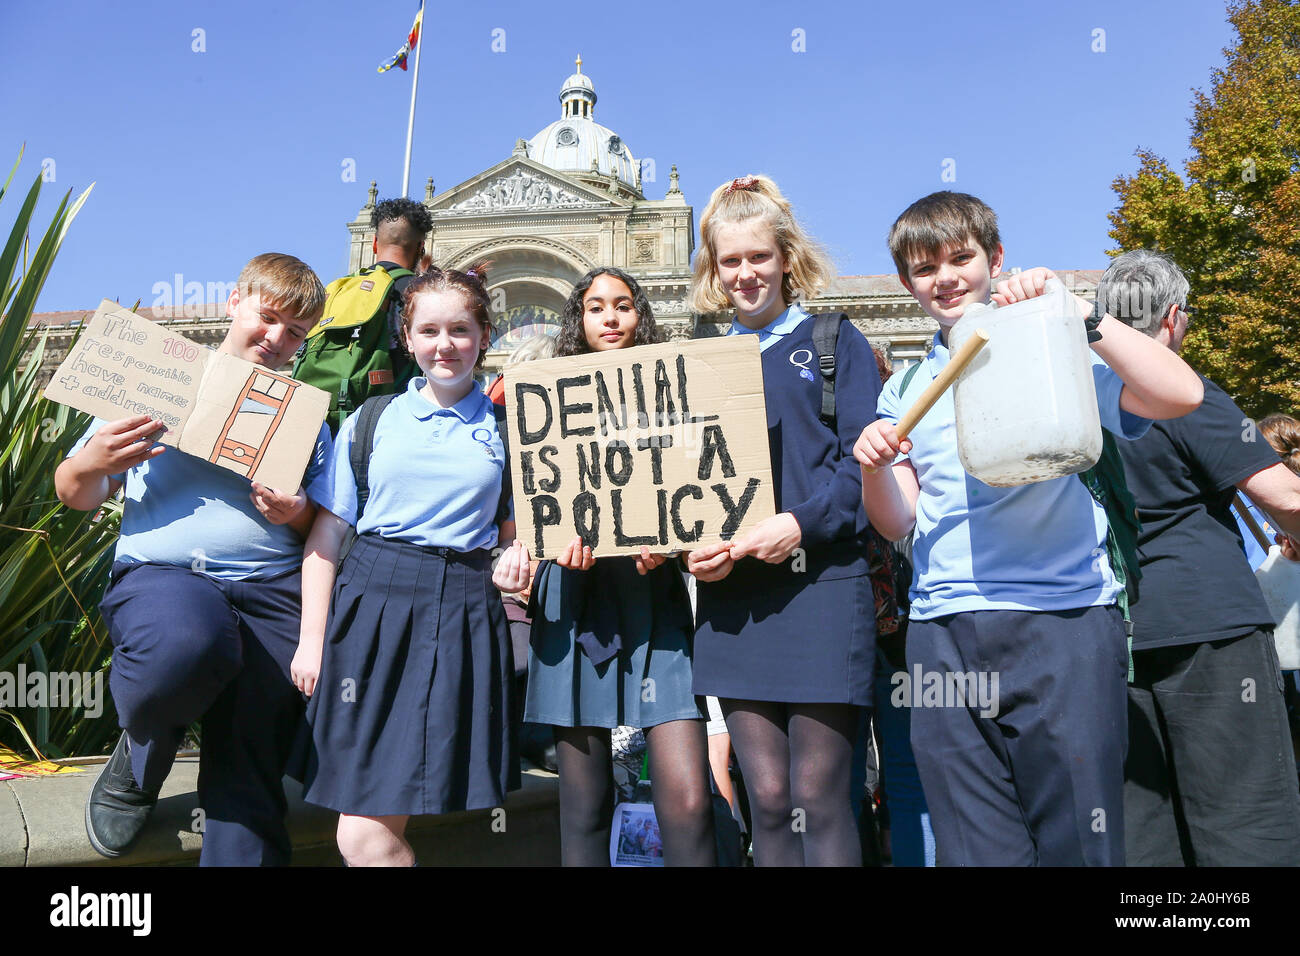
left=1108, top=0, right=1300, bottom=418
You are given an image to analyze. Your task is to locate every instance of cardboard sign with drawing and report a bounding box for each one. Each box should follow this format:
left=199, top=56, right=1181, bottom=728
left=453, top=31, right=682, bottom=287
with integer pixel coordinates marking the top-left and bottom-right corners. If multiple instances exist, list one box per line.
left=506, top=336, right=775, bottom=559
left=44, top=300, right=329, bottom=492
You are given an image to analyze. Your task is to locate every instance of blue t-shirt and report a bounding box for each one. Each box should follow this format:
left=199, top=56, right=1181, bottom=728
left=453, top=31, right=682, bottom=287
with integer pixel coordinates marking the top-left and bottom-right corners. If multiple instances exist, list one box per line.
left=317, top=377, right=508, bottom=550
left=877, top=333, right=1150, bottom=621
left=70, top=413, right=333, bottom=581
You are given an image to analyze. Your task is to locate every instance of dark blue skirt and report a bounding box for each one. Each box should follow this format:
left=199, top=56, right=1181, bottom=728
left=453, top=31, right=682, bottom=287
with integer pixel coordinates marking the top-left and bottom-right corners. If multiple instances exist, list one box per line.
left=693, top=564, right=875, bottom=706
left=301, top=533, right=519, bottom=816
left=524, top=559, right=702, bottom=729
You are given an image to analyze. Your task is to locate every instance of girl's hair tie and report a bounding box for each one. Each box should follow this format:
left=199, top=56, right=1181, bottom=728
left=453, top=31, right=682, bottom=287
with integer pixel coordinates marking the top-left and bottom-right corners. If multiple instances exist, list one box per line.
left=725, top=176, right=760, bottom=195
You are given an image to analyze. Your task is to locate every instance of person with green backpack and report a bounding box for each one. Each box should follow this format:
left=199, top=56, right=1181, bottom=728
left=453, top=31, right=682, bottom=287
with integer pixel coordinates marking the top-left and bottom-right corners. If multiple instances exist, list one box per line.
left=294, top=197, right=433, bottom=434
left=854, top=191, right=1204, bottom=866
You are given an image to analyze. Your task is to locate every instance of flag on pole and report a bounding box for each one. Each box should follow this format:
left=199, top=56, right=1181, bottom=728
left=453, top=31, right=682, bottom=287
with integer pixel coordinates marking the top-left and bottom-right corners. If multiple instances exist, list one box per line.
left=378, top=5, right=423, bottom=73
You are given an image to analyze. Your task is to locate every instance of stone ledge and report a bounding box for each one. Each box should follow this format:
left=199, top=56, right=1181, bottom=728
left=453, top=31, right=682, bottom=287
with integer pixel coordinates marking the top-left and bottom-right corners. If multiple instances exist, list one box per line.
left=3, top=758, right=560, bottom=867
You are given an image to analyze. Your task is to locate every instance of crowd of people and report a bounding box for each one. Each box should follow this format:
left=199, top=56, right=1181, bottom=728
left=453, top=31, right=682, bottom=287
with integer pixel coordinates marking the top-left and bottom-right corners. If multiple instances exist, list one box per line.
left=55, top=176, right=1300, bottom=866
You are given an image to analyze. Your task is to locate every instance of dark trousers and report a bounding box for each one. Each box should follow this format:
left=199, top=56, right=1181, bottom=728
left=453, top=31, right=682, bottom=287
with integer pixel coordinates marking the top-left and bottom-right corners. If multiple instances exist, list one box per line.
left=99, top=562, right=305, bottom=866
left=907, top=605, right=1129, bottom=866
left=1125, top=629, right=1300, bottom=866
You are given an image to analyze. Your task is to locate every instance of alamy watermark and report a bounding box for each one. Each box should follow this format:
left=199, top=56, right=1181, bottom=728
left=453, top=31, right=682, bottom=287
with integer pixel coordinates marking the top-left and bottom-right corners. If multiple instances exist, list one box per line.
left=890, top=664, right=1000, bottom=718
left=50, top=886, right=151, bottom=936
left=0, top=665, right=103, bottom=718
left=151, top=273, right=238, bottom=316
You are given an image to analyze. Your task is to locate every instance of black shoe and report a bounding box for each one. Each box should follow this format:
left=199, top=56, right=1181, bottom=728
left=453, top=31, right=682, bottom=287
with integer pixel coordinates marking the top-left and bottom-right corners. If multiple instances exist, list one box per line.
left=519, top=722, right=558, bottom=773
left=85, top=732, right=158, bottom=858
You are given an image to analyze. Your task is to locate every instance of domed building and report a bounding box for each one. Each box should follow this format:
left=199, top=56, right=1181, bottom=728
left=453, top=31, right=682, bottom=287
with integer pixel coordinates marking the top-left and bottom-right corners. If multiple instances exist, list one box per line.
left=527, top=58, right=642, bottom=190
left=28, top=61, right=1105, bottom=389
left=344, top=57, right=696, bottom=370
left=335, top=58, right=1101, bottom=376
left=27, top=59, right=1110, bottom=387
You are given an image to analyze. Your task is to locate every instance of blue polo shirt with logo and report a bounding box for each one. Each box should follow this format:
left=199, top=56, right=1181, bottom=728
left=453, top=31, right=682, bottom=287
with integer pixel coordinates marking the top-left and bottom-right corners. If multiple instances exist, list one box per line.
left=877, top=332, right=1150, bottom=621
left=318, top=377, right=509, bottom=550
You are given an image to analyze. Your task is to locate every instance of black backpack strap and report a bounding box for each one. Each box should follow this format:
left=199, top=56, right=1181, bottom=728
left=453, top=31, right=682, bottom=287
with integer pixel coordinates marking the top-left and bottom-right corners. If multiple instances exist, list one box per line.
left=810, top=312, right=848, bottom=428
left=493, top=403, right=513, bottom=526
left=350, top=393, right=400, bottom=522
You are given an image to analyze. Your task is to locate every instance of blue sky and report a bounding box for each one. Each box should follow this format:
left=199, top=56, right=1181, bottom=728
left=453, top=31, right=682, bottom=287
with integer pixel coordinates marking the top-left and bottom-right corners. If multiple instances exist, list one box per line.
left=4, top=0, right=1236, bottom=311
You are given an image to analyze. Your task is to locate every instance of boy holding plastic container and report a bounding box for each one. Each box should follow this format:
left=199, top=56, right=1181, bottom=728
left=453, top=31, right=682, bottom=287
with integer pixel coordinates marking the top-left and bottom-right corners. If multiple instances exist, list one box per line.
left=853, top=192, right=1203, bottom=865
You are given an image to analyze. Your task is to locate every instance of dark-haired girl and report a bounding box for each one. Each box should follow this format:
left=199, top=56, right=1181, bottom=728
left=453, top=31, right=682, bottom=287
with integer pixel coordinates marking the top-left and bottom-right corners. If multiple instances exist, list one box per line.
left=294, top=264, right=519, bottom=866
left=496, top=267, right=716, bottom=866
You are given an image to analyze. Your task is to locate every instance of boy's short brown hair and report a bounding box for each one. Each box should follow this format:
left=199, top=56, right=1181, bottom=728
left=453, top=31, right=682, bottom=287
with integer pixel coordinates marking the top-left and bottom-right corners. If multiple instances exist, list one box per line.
left=888, top=191, right=1001, bottom=278
left=236, top=253, right=326, bottom=325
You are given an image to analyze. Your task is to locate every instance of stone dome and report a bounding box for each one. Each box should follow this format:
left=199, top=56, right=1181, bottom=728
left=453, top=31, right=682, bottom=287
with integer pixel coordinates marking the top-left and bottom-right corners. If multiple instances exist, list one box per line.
left=560, top=69, right=594, bottom=97
left=526, top=56, right=639, bottom=188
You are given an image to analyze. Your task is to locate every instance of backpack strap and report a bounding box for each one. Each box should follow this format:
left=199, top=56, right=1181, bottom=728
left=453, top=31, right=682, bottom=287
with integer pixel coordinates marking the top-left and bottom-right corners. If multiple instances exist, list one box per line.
left=810, top=312, right=924, bottom=429
left=898, top=359, right=922, bottom=398
left=810, top=312, right=849, bottom=427
left=350, top=393, right=401, bottom=522
left=1077, top=430, right=1142, bottom=682
left=493, top=403, right=513, bottom=526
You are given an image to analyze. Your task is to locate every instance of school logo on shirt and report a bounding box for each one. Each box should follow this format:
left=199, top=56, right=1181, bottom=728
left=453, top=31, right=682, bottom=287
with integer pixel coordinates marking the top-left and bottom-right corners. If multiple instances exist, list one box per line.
left=471, top=427, right=496, bottom=455
left=788, top=348, right=816, bottom=382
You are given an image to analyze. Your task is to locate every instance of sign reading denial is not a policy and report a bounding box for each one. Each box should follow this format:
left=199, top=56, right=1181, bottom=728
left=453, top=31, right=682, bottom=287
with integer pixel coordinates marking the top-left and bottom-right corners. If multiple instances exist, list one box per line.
left=44, top=299, right=329, bottom=492
left=507, top=336, right=775, bottom=559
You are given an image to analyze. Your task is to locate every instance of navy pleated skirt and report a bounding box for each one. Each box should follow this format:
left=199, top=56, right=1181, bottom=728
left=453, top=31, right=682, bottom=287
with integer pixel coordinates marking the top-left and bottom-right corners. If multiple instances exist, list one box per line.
left=301, top=533, right=519, bottom=817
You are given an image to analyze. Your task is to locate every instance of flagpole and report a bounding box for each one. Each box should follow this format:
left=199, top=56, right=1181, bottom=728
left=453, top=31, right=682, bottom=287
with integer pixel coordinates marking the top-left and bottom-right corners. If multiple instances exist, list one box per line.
left=400, top=0, right=425, bottom=198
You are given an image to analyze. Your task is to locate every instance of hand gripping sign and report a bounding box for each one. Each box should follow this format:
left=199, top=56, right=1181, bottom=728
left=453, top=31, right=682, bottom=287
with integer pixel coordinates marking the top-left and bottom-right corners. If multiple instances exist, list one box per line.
left=44, top=300, right=329, bottom=492
left=506, top=336, right=776, bottom=558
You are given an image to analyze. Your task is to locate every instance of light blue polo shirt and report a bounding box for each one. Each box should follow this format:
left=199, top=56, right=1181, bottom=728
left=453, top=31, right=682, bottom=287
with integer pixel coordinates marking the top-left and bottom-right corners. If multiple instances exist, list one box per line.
left=316, top=377, right=508, bottom=550
left=728, top=302, right=810, bottom=352
left=69, top=413, right=333, bottom=581
left=878, top=333, right=1150, bottom=621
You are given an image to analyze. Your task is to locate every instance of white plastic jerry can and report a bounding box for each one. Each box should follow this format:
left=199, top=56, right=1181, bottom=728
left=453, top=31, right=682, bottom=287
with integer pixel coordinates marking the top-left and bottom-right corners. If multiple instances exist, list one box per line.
left=1256, top=546, right=1300, bottom=671
left=949, top=278, right=1103, bottom=487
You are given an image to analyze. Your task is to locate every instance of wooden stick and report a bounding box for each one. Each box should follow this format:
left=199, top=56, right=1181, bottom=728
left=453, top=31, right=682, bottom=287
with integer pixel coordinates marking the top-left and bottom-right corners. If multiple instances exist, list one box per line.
left=1232, top=493, right=1273, bottom=552
left=896, top=329, right=990, bottom=440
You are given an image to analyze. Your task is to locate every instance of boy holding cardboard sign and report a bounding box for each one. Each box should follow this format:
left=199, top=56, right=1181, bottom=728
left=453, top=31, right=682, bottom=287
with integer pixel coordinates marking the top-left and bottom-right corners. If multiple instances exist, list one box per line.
left=854, top=192, right=1203, bottom=866
left=55, top=253, right=330, bottom=865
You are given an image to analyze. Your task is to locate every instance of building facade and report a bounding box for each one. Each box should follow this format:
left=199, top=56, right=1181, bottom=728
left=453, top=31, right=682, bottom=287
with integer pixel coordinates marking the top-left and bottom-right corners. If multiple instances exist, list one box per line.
left=346, top=57, right=697, bottom=367
left=30, top=60, right=1102, bottom=382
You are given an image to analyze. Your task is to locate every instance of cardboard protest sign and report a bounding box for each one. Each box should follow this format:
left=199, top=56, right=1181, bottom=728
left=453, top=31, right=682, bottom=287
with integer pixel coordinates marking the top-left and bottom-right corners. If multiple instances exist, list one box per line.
left=506, top=337, right=775, bottom=559
left=44, top=299, right=329, bottom=491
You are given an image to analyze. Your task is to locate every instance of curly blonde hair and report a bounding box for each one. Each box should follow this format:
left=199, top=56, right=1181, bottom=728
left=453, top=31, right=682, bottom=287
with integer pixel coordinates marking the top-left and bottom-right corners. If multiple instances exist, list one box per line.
left=688, top=175, right=835, bottom=315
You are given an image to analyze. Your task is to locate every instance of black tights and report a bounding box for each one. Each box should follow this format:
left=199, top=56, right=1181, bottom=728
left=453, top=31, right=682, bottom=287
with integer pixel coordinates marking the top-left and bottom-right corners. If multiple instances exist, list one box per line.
left=721, top=700, right=862, bottom=867
left=553, top=719, right=716, bottom=866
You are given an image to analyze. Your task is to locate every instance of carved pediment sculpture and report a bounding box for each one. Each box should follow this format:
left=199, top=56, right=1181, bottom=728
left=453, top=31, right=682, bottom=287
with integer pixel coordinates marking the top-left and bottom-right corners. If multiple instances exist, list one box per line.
left=451, top=168, right=603, bottom=212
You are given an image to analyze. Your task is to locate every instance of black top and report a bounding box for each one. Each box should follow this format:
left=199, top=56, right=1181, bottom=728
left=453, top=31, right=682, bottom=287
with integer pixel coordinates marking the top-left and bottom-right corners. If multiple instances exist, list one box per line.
left=1118, top=374, right=1280, bottom=649
left=374, top=259, right=418, bottom=384
left=374, top=259, right=416, bottom=351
